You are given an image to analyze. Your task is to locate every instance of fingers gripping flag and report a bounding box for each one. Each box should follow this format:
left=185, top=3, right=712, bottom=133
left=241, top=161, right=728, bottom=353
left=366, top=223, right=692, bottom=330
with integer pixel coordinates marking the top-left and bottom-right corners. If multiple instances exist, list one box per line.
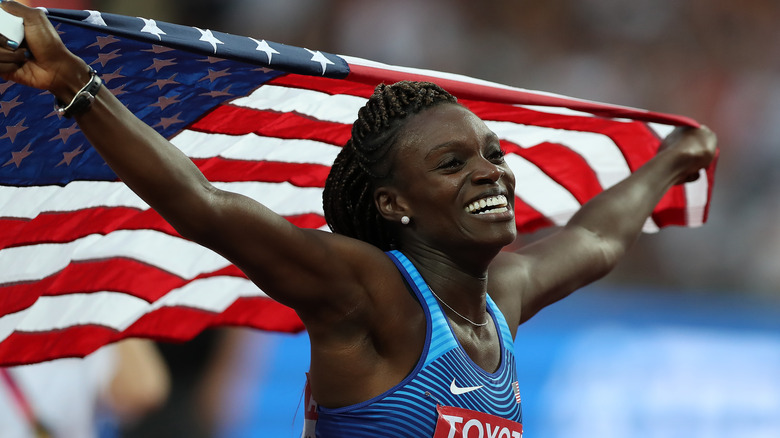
left=0, top=9, right=717, bottom=365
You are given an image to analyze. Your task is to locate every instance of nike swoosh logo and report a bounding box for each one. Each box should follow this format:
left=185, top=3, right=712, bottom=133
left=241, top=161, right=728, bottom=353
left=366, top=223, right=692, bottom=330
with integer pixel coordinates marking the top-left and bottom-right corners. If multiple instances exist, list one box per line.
left=449, top=379, right=484, bottom=395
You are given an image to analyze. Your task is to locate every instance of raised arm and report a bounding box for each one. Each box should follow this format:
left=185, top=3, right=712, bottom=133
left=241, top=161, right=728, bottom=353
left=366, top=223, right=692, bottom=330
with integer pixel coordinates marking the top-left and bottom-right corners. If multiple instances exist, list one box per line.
left=0, top=2, right=376, bottom=314
left=491, top=125, right=718, bottom=327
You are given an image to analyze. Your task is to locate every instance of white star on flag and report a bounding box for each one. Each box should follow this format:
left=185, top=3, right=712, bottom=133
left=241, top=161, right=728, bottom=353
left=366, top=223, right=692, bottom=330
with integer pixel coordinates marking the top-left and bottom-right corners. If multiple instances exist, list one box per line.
left=305, top=49, right=334, bottom=75
left=139, top=18, right=165, bottom=40
left=251, top=38, right=280, bottom=64
left=197, top=28, right=224, bottom=54
left=83, top=10, right=107, bottom=26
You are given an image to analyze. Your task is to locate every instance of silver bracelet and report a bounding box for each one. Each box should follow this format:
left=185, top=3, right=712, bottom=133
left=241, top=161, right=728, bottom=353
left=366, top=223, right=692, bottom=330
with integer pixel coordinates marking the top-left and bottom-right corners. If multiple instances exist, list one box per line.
left=54, top=67, right=103, bottom=118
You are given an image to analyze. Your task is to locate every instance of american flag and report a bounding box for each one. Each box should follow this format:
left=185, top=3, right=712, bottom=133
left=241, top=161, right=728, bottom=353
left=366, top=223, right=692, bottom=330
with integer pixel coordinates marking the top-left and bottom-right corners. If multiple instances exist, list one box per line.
left=0, top=9, right=717, bottom=366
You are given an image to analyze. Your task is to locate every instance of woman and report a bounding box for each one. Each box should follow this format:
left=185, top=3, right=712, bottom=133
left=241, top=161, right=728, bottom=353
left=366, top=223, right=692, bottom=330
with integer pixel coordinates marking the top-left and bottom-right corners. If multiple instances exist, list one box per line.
left=0, top=2, right=717, bottom=436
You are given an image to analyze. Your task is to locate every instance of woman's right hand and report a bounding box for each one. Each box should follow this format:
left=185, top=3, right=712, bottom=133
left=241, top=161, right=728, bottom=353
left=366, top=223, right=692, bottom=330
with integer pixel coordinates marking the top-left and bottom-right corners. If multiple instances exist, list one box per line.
left=0, top=1, right=90, bottom=99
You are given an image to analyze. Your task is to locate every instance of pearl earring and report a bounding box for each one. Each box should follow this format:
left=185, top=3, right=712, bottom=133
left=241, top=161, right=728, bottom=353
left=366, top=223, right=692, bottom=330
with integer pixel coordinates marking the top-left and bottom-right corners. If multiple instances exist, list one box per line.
left=401, top=216, right=410, bottom=225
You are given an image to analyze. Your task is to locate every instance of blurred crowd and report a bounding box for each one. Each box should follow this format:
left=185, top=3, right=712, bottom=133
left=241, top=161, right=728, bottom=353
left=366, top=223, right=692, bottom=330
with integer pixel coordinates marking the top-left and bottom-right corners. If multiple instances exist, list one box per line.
left=50, top=0, right=780, bottom=297
left=9, top=0, right=780, bottom=437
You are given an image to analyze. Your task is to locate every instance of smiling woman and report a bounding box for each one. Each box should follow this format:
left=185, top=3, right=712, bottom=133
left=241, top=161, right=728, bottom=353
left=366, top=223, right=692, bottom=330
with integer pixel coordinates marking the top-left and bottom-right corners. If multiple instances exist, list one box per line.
left=0, top=1, right=718, bottom=437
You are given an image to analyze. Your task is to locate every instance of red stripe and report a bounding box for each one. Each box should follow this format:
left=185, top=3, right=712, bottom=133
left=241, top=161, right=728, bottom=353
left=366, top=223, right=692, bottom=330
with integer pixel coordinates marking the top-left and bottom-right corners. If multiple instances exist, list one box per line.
left=1, top=208, right=326, bottom=249
left=194, top=157, right=330, bottom=187
left=190, top=105, right=351, bottom=146
left=652, top=185, right=689, bottom=226
left=0, top=296, right=303, bottom=366
left=285, top=213, right=328, bottom=229
left=0, top=258, right=247, bottom=314
left=0, top=326, right=123, bottom=366
left=0, top=208, right=176, bottom=249
left=124, top=295, right=303, bottom=339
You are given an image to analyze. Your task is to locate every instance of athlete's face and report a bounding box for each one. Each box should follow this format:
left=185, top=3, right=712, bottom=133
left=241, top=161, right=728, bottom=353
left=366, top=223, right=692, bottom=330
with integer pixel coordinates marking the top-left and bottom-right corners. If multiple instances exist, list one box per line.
left=382, top=103, right=517, bottom=251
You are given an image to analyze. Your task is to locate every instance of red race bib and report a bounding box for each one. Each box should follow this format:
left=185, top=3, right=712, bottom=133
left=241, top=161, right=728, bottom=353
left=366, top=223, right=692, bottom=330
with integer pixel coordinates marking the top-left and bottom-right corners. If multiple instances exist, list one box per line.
left=434, top=405, right=523, bottom=438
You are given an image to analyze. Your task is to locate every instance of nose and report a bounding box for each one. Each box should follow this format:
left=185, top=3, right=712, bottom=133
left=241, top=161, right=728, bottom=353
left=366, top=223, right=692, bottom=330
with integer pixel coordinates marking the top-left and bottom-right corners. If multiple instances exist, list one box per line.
left=471, top=157, right=504, bottom=185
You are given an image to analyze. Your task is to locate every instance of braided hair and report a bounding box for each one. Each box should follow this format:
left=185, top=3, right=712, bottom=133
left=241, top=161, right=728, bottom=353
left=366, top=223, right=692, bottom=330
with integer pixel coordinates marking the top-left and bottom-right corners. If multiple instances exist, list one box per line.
left=322, top=81, right=457, bottom=250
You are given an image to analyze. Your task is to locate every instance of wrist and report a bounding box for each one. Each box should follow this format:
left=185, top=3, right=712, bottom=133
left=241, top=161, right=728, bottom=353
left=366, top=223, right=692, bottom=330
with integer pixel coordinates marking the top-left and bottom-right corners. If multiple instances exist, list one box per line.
left=49, top=57, right=93, bottom=102
left=658, top=143, right=703, bottom=185
left=52, top=63, right=102, bottom=118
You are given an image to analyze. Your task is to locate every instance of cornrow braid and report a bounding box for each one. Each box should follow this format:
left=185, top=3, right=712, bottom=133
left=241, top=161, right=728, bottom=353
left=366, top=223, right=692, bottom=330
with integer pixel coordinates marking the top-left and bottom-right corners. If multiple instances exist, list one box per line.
left=322, top=81, right=457, bottom=250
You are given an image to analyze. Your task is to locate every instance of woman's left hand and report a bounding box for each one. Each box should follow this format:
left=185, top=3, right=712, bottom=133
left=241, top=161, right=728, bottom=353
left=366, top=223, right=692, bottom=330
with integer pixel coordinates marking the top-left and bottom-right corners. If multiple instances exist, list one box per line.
left=658, top=125, right=718, bottom=184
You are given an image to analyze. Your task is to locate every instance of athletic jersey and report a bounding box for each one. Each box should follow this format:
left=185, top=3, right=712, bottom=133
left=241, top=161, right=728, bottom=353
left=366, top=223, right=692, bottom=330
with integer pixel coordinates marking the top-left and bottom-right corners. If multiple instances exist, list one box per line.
left=302, top=250, right=523, bottom=437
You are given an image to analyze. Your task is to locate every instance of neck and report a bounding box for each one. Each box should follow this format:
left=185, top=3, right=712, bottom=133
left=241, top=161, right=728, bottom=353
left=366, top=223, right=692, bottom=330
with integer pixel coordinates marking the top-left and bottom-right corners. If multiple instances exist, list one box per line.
left=399, top=235, right=502, bottom=278
left=400, top=245, right=494, bottom=324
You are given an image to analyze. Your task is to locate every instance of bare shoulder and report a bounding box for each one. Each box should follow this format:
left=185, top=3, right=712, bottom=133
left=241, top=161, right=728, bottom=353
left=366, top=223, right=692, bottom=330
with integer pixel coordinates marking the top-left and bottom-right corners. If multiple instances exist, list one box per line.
left=488, top=225, right=618, bottom=328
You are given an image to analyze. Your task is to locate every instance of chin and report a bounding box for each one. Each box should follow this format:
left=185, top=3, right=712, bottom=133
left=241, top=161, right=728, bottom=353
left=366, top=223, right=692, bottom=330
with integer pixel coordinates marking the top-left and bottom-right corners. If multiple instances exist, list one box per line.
left=481, top=227, right=517, bottom=249
left=497, top=233, right=518, bottom=249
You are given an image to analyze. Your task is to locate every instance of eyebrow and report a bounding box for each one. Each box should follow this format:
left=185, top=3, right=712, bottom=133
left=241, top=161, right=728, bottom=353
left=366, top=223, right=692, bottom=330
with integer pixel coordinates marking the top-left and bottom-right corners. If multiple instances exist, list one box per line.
left=424, top=131, right=500, bottom=160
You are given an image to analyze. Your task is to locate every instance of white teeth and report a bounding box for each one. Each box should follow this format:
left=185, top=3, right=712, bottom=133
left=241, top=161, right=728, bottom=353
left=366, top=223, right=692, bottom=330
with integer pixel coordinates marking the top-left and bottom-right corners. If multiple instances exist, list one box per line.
left=465, top=195, right=508, bottom=214
left=478, top=206, right=508, bottom=215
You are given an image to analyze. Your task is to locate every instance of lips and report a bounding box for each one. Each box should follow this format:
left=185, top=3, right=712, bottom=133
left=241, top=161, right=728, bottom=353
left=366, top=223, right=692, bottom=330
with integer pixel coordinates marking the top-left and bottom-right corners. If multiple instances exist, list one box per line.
left=464, top=194, right=509, bottom=215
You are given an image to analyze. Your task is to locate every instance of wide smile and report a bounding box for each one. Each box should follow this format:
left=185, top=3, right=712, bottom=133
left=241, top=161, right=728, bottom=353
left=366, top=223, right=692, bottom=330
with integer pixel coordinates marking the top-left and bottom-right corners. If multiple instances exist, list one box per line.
left=464, top=194, right=509, bottom=215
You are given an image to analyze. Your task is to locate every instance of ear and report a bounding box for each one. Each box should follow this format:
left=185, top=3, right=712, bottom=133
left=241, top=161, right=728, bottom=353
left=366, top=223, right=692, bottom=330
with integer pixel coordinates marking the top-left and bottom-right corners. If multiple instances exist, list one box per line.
left=374, top=186, right=410, bottom=222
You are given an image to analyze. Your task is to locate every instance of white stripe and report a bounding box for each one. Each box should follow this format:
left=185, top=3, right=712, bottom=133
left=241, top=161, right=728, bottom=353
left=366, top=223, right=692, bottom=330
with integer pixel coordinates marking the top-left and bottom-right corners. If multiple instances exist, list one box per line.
left=505, top=154, right=580, bottom=225
left=684, top=169, right=709, bottom=227
left=487, top=121, right=631, bottom=189
left=212, top=181, right=324, bottom=216
left=0, top=230, right=231, bottom=284
left=519, top=105, right=599, bottom=118
left=171, top=130, right=341, bottom=165
left=647, top=122, right=676, bottom=139
left=0, top=181, right=324, bottom=219
left=231, top=84, right=366, bottom=124
left=151, top=275, right=265, bottom=309
left=642, top=217, right=660, bottom=233
left=517, top=105, right=649, bottom=125
left=0, top=182, right=146, bottom=219
left=0, top=276, right=266, bottom=341
left=342, top=55, right=557, bottom=96
left=10, top=292, right=148, bottom=334
left=0, top=310, right=26, bottom=347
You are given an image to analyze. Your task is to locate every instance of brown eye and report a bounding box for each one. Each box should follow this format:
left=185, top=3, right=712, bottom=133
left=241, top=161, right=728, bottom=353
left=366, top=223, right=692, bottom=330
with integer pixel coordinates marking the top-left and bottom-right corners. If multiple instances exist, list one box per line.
left=489, top=149, right=506, bottom=163
left=438, top=158, right=464, bottom=170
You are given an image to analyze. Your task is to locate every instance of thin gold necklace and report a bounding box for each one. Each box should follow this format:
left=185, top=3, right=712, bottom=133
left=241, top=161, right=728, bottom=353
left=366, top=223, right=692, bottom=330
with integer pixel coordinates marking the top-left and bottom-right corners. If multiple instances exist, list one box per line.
left=428, top=286, right=489, bottom=327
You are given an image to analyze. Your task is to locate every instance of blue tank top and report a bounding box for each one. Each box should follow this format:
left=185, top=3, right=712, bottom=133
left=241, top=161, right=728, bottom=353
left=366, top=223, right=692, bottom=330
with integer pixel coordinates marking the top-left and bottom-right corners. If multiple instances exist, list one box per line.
left=306, top=250, right=523, bottom=437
